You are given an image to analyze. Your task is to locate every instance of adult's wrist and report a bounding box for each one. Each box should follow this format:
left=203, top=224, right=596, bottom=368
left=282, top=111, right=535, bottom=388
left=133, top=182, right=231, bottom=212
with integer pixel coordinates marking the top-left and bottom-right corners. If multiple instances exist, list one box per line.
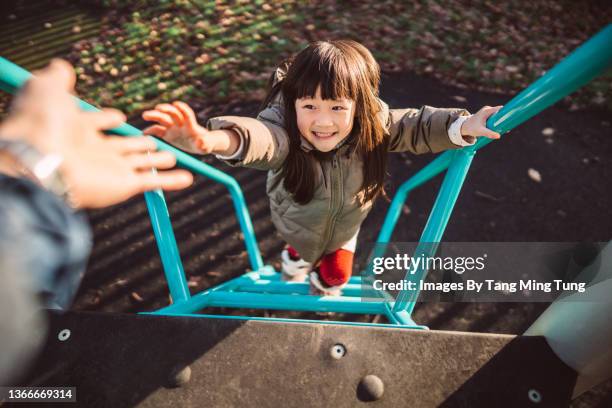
left=0, top=150, right=25, bottom=178
left=0, top=116, right=56, bottom=156
left=0, top=138, right=74, bottom=207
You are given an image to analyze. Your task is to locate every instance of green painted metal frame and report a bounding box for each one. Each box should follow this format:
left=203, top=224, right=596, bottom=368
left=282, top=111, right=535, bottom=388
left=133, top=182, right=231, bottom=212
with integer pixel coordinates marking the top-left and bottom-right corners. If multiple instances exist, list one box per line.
left=1, top=24, right=610, bottom=329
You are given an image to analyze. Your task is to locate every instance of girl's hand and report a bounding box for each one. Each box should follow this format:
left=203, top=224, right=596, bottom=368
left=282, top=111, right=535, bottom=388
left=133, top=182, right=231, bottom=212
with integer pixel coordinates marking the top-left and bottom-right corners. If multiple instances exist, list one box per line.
left=142, top=101, right=216, bottom=154
left=461, top=105, right=503, bottom=140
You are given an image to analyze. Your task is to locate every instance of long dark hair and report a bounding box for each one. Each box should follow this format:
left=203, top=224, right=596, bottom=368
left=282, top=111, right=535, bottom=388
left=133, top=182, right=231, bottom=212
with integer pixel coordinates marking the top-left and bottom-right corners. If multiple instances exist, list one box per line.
left=262, top=40, right=388, bottom=205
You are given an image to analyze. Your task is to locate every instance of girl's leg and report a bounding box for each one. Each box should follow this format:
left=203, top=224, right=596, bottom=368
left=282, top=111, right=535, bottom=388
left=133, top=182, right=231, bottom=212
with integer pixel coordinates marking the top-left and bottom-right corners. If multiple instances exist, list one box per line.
left=310, top=228, right=359, bottom=295
left=318, top=248, right=354, bottom=286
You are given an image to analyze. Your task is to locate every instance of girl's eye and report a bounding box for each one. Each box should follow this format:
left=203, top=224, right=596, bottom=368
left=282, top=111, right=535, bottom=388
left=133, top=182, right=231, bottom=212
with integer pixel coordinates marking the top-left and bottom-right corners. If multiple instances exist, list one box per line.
left=303, top=105, right=315, bottom=110
left=332, top=106, right=347, bottom=111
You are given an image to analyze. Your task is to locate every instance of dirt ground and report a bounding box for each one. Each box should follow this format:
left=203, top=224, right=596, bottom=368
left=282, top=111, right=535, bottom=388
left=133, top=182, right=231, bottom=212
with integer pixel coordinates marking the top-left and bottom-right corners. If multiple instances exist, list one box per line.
left=73, top=70, right=612, bottom=406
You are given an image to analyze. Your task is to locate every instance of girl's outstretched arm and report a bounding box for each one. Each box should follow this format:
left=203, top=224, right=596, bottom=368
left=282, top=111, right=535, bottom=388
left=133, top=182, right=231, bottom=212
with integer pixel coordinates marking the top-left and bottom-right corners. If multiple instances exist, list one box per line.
left=144, top=101, right=289, bottom=171
left=386, top=103, right=501, bottom=154
left=142, top=101, right=240, bottom=156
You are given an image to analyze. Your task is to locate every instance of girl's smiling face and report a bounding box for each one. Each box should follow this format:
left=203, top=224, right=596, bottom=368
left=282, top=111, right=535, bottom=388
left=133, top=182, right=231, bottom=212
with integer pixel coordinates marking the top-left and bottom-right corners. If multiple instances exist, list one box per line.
left=295, top=87, right=356, bottom=152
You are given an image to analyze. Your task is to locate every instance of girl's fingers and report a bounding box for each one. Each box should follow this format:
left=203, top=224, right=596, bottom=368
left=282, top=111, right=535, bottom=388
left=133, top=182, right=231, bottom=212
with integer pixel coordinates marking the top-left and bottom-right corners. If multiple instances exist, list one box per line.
left=173, top=101, right=198, bottom=131
left=85, top=108, right=126, bottom=130
left=127, top=150, right=177, bottom=170
left=155, top=103, right=184, bottom=126
left=137, top=169, right=194, bottom=192
left=142, top=124, right=168, bottom=138
left=482, top=105, right=503, bottom=116
left=477, top=106, right=504, bottom=132
left=480, top=127, right=501, bottom=139
left=142, top=110, right=174, bottom=127
left=104, top=136, right=158, bottom=154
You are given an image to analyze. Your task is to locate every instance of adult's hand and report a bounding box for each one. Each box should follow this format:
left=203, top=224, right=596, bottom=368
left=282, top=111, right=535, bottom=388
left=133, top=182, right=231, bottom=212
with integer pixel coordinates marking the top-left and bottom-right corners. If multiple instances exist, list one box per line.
left=0, top=59, right=193, bottom=208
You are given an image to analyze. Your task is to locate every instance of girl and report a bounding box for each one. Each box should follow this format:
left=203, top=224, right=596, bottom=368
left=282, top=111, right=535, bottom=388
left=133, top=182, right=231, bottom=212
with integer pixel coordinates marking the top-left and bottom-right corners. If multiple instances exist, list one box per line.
left=142, top=40, right=501, bottom=295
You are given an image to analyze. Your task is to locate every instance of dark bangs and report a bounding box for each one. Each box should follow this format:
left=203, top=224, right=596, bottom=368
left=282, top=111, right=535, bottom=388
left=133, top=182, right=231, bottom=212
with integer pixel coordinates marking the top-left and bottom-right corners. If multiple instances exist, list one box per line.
left=287, top=42, right=359, bottom=102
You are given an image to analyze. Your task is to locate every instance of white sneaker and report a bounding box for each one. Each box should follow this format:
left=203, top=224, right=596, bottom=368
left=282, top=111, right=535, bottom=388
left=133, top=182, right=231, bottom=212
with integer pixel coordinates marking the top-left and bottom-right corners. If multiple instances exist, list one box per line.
left=309, top=272, right=344, bottom=296
left=281, top=249, right=311, bottom=282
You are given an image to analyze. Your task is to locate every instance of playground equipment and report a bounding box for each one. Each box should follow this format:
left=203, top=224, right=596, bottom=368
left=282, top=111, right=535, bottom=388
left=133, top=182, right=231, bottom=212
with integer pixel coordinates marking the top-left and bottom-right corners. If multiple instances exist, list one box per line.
left=1, top=23, right=611, bottom=407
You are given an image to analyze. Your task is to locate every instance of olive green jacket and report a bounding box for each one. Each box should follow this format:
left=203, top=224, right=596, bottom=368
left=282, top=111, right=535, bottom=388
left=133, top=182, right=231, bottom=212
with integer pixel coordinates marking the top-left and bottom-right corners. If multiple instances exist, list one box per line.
left=207, top=95, right=469, bottom=263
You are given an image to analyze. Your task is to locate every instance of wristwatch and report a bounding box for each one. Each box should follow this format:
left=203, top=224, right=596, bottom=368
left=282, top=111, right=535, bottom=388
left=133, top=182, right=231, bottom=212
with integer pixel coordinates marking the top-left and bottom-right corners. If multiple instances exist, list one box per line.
left=0, top=138, right=70, bottom=200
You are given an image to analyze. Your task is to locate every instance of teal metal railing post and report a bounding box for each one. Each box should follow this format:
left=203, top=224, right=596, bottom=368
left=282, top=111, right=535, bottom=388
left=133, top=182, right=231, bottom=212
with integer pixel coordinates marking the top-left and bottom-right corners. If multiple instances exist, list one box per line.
left=393, top=148, right=475, bottom=315
left=376, top=151, right=454, bottom=245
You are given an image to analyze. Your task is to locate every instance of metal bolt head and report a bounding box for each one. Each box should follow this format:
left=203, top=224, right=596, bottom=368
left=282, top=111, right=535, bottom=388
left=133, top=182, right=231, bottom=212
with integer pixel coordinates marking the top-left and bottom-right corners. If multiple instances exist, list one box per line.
left=528, top=389, right=542, bottom=403
left=357, top=374, right=384, bottom=401
left=167, top=365, right=191, bottom=388
left=330, top=344, right=346, bottom=359
left=58, top=329, right=71, bottom=342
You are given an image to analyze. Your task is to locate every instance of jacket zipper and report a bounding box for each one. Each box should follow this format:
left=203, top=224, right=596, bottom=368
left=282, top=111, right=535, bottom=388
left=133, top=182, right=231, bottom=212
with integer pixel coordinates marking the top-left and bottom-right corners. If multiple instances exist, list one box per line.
left=320, top=154, right=344, bottom=258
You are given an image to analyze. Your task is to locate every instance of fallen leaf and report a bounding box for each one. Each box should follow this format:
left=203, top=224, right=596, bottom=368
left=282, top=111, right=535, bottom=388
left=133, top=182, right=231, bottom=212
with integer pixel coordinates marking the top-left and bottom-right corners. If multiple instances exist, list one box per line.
left=505, top=65, right=519, bottom=73
left=527, top=168, right=542, bottom=183
left=130, top=291, right=144, bottom=302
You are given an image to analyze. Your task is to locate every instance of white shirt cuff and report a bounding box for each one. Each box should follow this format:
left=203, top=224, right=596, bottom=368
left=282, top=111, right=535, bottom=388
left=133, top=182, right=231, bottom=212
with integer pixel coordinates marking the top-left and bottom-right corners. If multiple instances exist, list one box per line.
left=448, top=115, right=475, bottom=147
left=214, top=135, right=244, bottom=160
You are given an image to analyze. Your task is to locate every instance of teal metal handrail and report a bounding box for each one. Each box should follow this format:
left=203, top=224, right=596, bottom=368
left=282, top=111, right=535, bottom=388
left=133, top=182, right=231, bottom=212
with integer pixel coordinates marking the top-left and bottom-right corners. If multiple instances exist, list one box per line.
left=380, top=24, right=612, bottom=318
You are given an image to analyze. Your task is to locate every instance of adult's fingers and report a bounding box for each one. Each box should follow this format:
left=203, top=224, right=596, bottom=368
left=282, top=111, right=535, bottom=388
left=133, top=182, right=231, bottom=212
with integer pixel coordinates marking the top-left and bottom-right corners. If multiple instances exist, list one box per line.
left=32, top=59, right=76, bottom=93
left=137, top=169, right=194, bottom=192
left=85, top=108, right=126, bottom=130
left=142, top=125, right=168, bottom=138
left=127, top=150, right=177, bottom=170
left=104, top=136, right=158, bottom=154
left=155, top=103, right=183, bottom=126
left=12, top=59, right=76, bottom=113
left=142, top=110, right=174, bottom=127
left=173, top=101, right=198, bottom=131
